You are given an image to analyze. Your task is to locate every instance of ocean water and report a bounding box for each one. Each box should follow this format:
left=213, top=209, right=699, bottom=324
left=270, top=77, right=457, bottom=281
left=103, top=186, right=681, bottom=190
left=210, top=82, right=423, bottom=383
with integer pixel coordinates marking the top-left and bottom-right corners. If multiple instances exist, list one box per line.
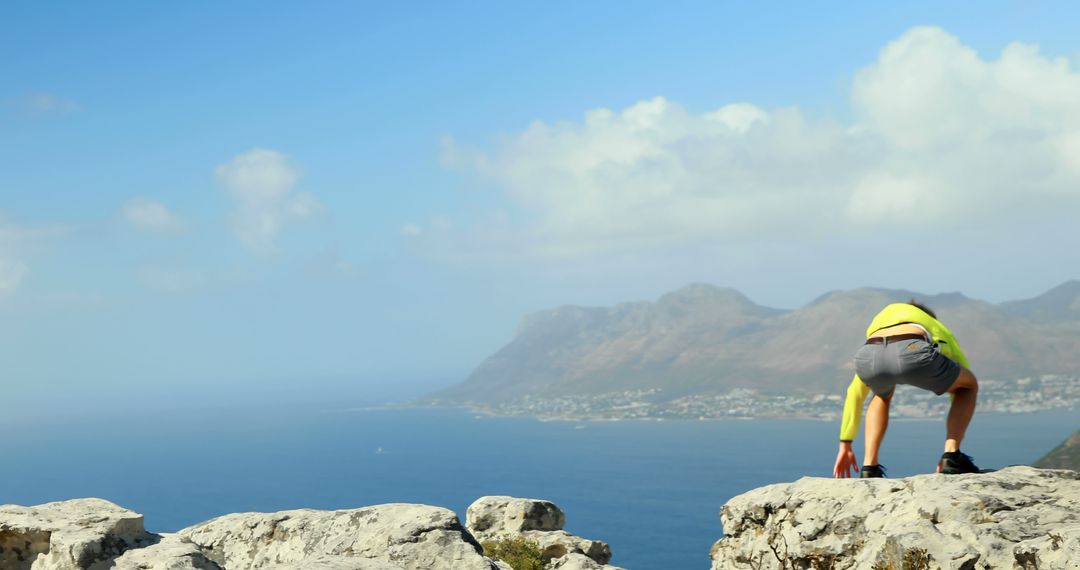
left=1, top=403, right=1075, bottom=569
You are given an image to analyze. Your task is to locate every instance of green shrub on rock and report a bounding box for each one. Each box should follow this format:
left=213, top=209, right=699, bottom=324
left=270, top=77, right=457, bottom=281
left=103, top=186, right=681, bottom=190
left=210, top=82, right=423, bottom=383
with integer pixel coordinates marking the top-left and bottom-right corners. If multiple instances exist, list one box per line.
left=871, top=546, right=932, bottom=570
left=482, top=537, right=545, bottom=570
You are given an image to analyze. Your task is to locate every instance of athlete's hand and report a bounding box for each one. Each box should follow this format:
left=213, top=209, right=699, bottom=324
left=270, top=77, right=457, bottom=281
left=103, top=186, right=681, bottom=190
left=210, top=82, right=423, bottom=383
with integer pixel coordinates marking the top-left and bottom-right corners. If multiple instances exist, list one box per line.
left=833, top=441, right=859, bottom=478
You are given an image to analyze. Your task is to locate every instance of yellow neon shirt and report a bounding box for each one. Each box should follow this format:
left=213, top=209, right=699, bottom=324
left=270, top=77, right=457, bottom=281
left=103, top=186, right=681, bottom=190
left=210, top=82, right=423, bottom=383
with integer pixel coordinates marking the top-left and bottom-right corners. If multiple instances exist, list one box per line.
left=839, top=303, right=970, bottom=442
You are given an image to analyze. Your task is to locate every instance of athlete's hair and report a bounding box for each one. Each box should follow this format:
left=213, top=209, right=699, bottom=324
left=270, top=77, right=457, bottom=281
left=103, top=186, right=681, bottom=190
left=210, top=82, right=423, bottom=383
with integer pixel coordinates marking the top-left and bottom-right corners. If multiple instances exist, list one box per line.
left=907, top=299, right=937, bottom=318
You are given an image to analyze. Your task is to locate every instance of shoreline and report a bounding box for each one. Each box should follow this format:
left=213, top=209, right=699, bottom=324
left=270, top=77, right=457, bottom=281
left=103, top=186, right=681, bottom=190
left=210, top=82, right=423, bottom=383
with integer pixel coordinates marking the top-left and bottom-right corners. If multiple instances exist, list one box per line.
left=386, top=402, right=1080, bottom=425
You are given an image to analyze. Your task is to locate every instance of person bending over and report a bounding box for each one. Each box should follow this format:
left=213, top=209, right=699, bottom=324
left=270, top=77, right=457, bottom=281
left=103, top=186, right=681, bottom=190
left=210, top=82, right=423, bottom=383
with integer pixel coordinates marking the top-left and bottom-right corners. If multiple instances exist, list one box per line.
left=833, top=300, right=981, bottom=478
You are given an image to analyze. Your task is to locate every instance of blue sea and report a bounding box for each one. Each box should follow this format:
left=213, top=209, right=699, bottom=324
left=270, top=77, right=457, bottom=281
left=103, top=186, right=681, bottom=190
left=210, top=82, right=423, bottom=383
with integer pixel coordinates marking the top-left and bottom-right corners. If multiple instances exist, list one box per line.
left=2, top=399, right=1075, bottom=569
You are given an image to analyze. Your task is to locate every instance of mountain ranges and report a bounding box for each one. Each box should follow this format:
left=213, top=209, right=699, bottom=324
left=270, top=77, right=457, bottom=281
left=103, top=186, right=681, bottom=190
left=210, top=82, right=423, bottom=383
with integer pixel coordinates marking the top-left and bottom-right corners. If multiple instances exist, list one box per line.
left=430, top=281, right=1080, bottom=405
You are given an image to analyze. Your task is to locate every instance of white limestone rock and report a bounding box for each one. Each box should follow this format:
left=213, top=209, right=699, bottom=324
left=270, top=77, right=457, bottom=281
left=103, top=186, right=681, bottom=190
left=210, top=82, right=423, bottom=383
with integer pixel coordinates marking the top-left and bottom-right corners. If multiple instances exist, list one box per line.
left=110, top=534, right=222, bottom=570
left=467, top=497, right=566, bottom=534
left=178, top=503, right=499, bottom=570
left=518, top=530, right=611, bottom=565
left=1, top=496, right=612, bottom=570
left=711, top=466, right=1080, bottom=570
left=1012, top=525, right=1080, bottom=570
left=548, top=553, right=626, bottom=570
left=467, top=497, right=612, bottom=566
left=262, top=556, right=403, bottom=569
left=0, top=498, right=154, bottom=570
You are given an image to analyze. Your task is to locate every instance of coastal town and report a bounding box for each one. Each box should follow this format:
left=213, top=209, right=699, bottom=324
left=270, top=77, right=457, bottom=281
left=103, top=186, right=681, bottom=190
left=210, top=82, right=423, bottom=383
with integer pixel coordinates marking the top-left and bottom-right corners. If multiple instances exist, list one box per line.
left=463, top=374, right=1080, bottom=422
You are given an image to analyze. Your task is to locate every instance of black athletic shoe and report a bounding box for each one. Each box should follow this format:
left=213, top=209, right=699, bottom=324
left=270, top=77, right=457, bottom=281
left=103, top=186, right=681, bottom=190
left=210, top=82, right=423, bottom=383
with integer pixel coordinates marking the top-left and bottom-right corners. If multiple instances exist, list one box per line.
left=860, top=464, right=887, bottom=478
left=940, top=451, right=980, bottom=474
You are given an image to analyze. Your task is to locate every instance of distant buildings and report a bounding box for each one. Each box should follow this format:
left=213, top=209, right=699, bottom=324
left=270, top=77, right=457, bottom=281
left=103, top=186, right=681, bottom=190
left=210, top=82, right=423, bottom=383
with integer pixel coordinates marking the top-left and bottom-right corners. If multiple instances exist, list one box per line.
left=466, top=375, right=1080, bottom=422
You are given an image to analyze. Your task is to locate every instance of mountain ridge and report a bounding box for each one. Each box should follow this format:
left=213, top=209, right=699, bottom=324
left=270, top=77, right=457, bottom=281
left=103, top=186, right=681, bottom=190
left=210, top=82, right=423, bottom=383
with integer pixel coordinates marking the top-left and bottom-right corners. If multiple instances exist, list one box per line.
left=430, top=281, right=1080, bottom=405
left=1002, top=279, right=1080, bottom=321
left=1035, top=428, right=1080, bottom=470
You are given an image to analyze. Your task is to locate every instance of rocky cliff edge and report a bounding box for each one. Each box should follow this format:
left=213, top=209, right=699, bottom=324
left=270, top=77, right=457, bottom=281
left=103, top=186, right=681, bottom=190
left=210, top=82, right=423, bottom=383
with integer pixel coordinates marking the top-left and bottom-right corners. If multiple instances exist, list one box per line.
left=0, top=496, right=623, bottom=570
left=711, top=466, right=1080, bottom=570
left=4, top=466, right=1078, bottom=570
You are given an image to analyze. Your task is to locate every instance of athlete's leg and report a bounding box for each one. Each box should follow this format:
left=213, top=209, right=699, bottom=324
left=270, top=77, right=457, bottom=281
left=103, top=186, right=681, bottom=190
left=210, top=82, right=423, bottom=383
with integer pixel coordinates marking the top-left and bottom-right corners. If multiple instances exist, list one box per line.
left=863, top=392, right=892, bottom=466
left=944, top=367, right=978, bottom=453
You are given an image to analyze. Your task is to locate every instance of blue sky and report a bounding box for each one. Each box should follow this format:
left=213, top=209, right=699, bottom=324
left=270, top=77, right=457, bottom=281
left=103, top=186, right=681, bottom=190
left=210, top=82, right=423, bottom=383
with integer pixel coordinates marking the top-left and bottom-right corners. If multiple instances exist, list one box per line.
left=4, top=2, right=1080, bottom=405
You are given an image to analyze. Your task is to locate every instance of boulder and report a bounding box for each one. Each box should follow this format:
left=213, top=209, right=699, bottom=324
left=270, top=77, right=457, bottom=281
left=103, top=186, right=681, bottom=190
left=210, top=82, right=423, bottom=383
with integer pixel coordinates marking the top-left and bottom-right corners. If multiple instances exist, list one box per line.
left=178, top=503, right=498, bottom=570
left=1, top=496, right=612, bottom=570
left=110, top=534, right=222, bottom=570
left=517, top=530, right=611, bottom=564
left=466, top=496, right=612, bottom=566
left=0, top=498, right=154, bottom=570
left=466, top=496, right=565, bottom=534
left=548, top=552, right=626, bottom=570
left=711, top=466, right=1080, bottom=569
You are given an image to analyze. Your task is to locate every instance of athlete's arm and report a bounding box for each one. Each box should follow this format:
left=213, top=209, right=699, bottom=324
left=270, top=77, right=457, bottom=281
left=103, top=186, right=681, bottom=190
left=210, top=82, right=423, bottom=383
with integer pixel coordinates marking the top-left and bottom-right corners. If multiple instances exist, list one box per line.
left=835, top=375, right=870, bottom=478
left=839, top=375, right=870, bottom=442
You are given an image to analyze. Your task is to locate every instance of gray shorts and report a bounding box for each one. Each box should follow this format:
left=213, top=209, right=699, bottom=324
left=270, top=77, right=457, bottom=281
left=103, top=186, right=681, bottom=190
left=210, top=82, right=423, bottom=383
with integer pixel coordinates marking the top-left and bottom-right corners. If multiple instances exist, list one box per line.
left=854, top=338, right=961, bottom=398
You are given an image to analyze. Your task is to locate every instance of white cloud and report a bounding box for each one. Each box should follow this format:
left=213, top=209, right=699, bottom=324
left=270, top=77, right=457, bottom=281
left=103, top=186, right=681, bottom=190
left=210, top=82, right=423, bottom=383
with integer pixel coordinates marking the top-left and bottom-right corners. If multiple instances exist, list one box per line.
left=16, top=92, right=79, bottom=115
left=0, top=219, right=67, bottom=297
left=0, top=222, right=67, bottom=245
left=441, top=27, right=1080, bottom=256
left=139, top=267, right=208, bottom=293
left=444, top=97, right=858, bottom=255
left=845, top=173, right=945, bottom=225
left=336, top=260, right=358, bottom=276
left=0, top=258, right=28, bottom=295
left=400, top=223, right=423, bottom=237
left=294, top=251, right=361, bottom=281
left=121, top=198, right=182, bottom=233
left=853, top=28, right=1080, bottom=151
left=215, top=149, right=320, bottom=253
